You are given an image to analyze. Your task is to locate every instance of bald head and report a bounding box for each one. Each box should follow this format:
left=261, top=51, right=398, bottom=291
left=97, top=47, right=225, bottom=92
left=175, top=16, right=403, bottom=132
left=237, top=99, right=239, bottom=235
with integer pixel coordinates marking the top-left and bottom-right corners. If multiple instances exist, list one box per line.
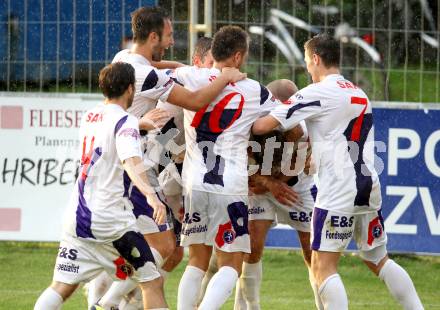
left=266, top=79, right=298, bottom=102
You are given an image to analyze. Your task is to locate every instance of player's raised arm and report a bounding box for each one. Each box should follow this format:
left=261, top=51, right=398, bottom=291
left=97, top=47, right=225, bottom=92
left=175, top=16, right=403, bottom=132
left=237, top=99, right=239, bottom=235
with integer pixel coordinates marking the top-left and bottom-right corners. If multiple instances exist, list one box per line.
left=166, top=67, right=246, bottom=111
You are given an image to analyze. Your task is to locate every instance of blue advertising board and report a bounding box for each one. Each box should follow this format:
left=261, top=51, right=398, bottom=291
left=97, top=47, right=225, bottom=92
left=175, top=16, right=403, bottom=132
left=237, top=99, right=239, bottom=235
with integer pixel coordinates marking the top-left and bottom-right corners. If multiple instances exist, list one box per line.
left=266, top=104, right=440, bottom=255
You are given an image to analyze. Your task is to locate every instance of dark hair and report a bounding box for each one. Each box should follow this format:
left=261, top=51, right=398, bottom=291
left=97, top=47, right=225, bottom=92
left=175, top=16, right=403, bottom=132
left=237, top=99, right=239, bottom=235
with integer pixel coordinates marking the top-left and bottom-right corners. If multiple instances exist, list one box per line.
left=304, top=34, right=340, bottom=68
left=211, top=26, right=249, bottom=62
left=98, top=62, right=135, bottom=99
left=193, top=37, right=213, bottom=61
left=131, top=6, right=169, bottom=43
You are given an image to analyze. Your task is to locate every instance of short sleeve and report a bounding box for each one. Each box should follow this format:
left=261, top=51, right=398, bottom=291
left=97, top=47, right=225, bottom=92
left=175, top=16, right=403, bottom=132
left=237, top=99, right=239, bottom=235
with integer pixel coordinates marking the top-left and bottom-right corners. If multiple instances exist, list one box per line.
left=258, top=84, right=283, bottom=115
left=269, top=86, right=322, bottom=130
left=138, top=68, right=175, bottom=102
left=114, top=114, right=143, bottom=162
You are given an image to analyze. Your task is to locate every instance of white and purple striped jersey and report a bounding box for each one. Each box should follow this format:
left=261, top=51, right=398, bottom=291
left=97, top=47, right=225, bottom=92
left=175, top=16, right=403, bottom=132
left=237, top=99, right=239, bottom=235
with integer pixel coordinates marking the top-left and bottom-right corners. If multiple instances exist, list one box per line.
left=112, top=49, right=175, bottom=118
left=269, top=74, right=381, bottom=214
left=63, top=104, right=142, bottom=242
left=176, top=66, right=283, bottom=195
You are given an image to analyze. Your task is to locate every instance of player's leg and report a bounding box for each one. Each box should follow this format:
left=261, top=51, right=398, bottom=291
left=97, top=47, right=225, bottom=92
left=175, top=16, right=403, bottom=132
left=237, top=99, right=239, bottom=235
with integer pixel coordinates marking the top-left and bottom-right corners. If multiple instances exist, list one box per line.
left=198, top=194, right=250, bottom=310
left=198, top=251, right=218, bottom=304
left=85, top=271, right=112, bottom=308
left=178, top=244, right=212, bottom=310
left=311, top=207, right=351, bottom=310
left=356, top=211, right=423, bottom=310
left=34, top=281, right=78, bottom=310
left=297, top=230, right=323, bottom=310
left=99, top=231, right=166, bottom=309
left=178, top=190, right=212, bottom=310
left=161, top=196, right=185, bottom=278
left=235, top=219, right=272, bottom=310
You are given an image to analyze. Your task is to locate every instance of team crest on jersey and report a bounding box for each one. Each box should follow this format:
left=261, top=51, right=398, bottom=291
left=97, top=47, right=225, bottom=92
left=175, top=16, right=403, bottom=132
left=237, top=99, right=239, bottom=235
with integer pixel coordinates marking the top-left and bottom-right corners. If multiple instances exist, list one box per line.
left=113, top=256, right=134, bottom=280
left=215, top=221, right=236, bottom=247
left=223, top=229, right=236, bottom=244
left=367, top=217, right=383, bottom=245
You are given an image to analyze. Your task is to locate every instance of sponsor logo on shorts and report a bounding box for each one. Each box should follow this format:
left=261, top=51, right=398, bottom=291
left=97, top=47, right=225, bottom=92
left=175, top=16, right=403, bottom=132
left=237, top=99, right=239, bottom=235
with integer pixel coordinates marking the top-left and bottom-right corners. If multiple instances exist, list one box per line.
left=181, top=224, right=207, bottom=236
left=248, top=206, right=265, bottom=215
left=223, top=229, right=236, bottom=244
left=289, top=211, right=312, bottom=223
left=330, top=216, right=354, bottom=228
left=57, top=262, right=79, bottom=273
left=325, top=230, right=353, bottom=241
left=58, top=247, right=78, bottom=260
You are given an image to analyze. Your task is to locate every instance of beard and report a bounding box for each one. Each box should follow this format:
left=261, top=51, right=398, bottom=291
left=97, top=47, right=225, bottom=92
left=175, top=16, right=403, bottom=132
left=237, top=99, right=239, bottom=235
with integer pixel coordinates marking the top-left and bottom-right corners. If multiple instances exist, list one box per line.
left=151, top=43, right=163, bottom=62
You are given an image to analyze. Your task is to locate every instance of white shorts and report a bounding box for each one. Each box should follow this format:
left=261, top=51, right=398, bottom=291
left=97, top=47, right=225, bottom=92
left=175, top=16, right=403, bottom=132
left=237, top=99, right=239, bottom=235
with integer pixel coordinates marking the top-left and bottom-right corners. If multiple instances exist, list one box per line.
left=248, top=176, right=317, bottom=232
left=126, top=168, right=174, bottom=234
left=53, top=232, right=160, bottom=285
left=311, top=207, right=388, bottom=262
left=180, top=190, right=250, bottom=253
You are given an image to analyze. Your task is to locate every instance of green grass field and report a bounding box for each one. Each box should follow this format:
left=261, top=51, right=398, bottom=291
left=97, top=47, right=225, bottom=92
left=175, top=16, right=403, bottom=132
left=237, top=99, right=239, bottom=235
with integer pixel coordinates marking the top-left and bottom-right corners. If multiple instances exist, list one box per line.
left=1, top=241, right=439, bottom=310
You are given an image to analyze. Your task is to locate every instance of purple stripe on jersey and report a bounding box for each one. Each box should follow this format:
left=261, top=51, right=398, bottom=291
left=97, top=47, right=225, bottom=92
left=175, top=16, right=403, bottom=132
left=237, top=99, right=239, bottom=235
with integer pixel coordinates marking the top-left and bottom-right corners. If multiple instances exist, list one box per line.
left=311, top=207, right=328, bottom=251
left=141, top=70, right=159, bottom=91
left=343, top=114, right=374, bottom=207
left=123, top=171, right=131, bottom=197
left=130, top=185, right=169, bottom=232
left=114, top=115, right=128, bottom=136
left=75, top=147, right=102, bottom=239
left=310, top=184, right=318, bottom=202
left=259, top=84, right=269, bottom=105
left=286, top=101, right=321, bottom=119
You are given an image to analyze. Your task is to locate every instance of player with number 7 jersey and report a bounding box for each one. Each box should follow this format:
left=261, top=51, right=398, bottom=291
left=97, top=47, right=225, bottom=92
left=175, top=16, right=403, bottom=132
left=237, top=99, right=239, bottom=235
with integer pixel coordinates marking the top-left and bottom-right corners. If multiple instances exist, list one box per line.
left=252, top=34, right=423, bottom=310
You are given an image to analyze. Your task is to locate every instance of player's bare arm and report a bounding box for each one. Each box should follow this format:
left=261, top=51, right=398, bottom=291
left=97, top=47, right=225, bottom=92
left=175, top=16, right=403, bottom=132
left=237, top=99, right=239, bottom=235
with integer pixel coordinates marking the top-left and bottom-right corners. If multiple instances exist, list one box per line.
left=123, top=156, right=167, bottom=225
left=252, top=114, right=281, bottom=135
left=151, top=60, right=186, bottom=69
left=166, top=67, right=246, bottom=111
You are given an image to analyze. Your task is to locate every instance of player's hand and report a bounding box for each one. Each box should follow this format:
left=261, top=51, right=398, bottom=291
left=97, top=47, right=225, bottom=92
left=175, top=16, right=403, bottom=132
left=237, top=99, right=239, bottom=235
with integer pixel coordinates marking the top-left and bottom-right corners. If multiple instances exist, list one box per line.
left=139, top=108, right=170, bottom=131
left=249, top=183, right=268, bottom=195
left=221, top=67, right=247, bottom=83
left=266, top=179, right=300, bottom=207
left=147, top=195, right=167, bottom=225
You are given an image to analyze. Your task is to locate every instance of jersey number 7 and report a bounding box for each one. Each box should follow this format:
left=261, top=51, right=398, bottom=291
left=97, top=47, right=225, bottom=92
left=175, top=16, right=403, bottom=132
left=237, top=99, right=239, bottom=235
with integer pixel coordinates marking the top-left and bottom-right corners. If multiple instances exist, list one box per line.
left=350, top=96, right=368, bottom=142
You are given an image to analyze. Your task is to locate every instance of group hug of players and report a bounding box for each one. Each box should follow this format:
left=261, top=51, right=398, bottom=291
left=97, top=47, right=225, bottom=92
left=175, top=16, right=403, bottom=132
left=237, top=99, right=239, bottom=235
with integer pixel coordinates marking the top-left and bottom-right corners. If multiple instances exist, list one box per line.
left=34, top=6, right=424, bottom=310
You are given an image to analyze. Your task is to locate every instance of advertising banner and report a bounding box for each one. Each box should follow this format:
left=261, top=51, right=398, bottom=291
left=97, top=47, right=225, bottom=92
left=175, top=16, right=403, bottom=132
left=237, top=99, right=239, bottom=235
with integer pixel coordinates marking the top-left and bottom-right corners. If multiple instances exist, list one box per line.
left=1, top=94, right=439, bottom=254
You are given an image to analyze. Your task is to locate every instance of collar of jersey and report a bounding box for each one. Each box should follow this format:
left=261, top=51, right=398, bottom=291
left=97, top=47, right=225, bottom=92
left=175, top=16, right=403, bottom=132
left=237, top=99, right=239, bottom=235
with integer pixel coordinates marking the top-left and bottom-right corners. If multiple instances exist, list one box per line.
left=123, top=49, right=151, bottom=66
left=105, top=103, right=126, bottom=112
left=323, top=73, right=344, bottom=81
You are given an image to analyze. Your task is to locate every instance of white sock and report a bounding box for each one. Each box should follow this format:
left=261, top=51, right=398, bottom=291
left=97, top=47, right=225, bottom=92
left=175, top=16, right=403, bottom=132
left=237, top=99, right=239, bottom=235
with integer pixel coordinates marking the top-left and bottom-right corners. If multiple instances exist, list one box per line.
left=308, top=268, right=324, bottom=310
left=86, top=271, right=112, bottom=308
left=233, top=280, right=247, bottom=310
left=199, top=266, right=239, bottom=310
left=379, top=259, right=424, bottom=310
left=34, top=287, right=63, bottom=310
left=177, top=265, right=205, bottom=310
left=318, top=274, right=348, bottom=310
left=197, top=253, right=218, bottom=304
left=239, top=261, right=262, bottom=310
left=100, top=278, right=138, bottom=308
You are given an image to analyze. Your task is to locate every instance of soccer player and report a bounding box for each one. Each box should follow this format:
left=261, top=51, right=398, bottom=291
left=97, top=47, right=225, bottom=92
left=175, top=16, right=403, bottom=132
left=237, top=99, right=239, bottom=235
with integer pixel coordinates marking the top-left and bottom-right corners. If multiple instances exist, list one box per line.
left=116, top=37, right=216, bottom=310
left=234, top=79, right=320, bottom=310
left=175, top=26, right=284, bottom=310
left=95, top=7, right=245, bottom=309
left=252, top=34, right=423, bottom=310
left=34, top=62, right=169, bottom=310
left=156, top=36, right=215, bottom=277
